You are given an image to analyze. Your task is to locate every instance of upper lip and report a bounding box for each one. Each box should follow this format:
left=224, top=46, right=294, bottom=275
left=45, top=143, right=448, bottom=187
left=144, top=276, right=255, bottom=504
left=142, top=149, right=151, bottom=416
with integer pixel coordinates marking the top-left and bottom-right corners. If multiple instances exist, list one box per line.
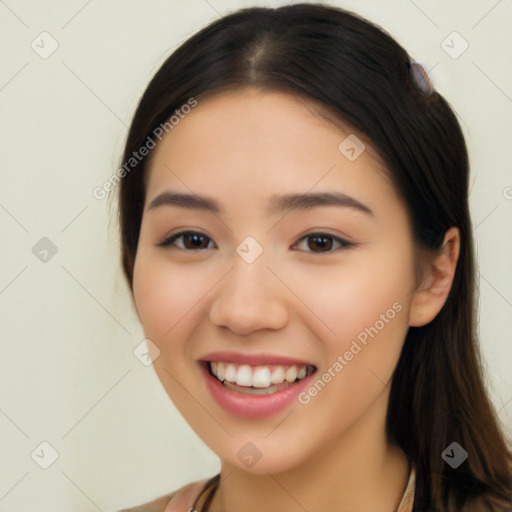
left=199, top=351, right=316, bottom=367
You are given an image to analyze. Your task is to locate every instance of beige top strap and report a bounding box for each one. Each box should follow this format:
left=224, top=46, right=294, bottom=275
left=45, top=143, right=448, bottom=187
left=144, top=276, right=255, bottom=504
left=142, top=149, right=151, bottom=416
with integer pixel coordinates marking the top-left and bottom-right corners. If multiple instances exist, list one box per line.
left=162, top=478, right=210, bottom=512
left=163, top=467, right=415, bottom=512
left=396, top=466, right=416, bottom=512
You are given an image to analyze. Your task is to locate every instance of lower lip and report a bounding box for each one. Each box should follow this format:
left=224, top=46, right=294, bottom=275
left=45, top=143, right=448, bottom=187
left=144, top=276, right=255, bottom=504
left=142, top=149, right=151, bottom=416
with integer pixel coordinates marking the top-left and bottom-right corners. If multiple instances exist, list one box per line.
left=201, top=363, right=316, bottom=419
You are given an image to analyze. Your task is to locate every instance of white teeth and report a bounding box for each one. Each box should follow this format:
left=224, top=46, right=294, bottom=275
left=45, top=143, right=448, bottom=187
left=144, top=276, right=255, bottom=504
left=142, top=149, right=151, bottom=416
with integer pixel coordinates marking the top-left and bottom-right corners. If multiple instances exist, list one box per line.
left=225, top=363, right=237, bottom=382
left=252, top=366, right=272, bottom=388
left=285, top=366, right=297, bottom=383
left=271, top=366, right=285, bottom=384
left=216, top=362, right=225, bottom=381
left=236, top=365, right=253, bottom=386
left=209, top=361, right=313, bottom=389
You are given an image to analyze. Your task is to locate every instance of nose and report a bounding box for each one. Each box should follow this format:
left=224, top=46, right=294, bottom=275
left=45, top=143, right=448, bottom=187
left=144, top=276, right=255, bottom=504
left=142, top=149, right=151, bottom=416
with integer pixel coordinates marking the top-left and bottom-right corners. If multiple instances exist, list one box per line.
left=208, top=259, right=289, bottom=336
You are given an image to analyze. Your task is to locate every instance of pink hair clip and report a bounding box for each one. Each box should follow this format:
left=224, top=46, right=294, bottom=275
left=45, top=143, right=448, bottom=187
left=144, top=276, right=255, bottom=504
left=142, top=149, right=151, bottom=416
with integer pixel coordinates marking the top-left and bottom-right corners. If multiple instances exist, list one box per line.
left=409, top=61, right=434, bottom=96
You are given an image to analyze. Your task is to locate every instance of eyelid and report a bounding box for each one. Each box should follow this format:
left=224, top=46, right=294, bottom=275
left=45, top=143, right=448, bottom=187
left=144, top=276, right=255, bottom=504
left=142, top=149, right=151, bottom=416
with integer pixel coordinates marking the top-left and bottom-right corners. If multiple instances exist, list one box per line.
left=157, top=230, right=355, bottom=252
left=157, top=230, right=216, bottom=249
left=291, top=232, right=355, bottom=252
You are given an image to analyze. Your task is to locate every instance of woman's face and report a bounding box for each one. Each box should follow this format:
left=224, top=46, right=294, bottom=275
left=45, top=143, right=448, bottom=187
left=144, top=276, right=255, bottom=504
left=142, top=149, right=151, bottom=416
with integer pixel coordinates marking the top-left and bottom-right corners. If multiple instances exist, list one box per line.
left=132, top=89, right=418, bottom=474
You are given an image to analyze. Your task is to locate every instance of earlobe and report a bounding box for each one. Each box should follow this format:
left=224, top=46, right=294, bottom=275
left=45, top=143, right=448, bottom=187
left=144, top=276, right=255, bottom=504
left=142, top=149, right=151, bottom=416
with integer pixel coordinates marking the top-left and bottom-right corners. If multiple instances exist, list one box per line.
left=408, top=227, right=460, bottom=327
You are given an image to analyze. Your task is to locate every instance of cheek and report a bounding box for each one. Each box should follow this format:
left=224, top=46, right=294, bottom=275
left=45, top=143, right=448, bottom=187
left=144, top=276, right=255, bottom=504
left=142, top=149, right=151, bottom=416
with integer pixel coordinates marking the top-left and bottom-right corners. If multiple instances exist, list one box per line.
left=132, top=253, right=212, bottom=340
left=132, top=252, right=211, bottom=412
left=278, top=247, right=414, bottom=352
left=287, top=246, right=414, bottom=422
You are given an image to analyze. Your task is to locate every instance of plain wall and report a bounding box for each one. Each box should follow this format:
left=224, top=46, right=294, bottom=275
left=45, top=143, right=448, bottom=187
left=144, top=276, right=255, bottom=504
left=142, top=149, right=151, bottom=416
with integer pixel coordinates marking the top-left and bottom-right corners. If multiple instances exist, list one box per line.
left=0, top=0, right=511, bottom=510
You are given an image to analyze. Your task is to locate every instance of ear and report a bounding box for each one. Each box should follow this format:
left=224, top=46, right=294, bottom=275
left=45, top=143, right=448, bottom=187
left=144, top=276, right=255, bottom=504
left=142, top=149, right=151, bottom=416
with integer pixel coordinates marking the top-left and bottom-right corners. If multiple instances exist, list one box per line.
left=408, top=227, right=460, bottom=327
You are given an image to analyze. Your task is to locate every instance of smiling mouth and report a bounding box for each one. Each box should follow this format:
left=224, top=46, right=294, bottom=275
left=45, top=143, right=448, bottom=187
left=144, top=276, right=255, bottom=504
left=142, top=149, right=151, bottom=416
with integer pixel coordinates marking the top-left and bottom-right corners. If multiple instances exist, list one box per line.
left=205, top=361, right=317, bottom=395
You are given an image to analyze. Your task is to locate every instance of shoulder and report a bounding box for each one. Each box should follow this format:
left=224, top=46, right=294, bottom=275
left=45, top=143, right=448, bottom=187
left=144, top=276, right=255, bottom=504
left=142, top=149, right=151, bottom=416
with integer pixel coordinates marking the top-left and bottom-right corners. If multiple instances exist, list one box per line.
left=116, top=478, right=211, bottom=512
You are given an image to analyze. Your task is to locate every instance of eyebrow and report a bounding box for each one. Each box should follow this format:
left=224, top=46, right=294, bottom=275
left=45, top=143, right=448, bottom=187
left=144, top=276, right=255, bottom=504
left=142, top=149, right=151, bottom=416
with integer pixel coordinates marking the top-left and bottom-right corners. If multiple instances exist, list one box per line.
left=147, top=191, right=374, bottom=217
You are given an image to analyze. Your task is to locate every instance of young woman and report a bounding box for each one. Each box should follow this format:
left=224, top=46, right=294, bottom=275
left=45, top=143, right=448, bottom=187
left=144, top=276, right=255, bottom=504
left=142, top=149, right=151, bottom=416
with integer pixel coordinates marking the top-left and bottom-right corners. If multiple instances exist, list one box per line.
left=116, top=3, right=512, bottom=511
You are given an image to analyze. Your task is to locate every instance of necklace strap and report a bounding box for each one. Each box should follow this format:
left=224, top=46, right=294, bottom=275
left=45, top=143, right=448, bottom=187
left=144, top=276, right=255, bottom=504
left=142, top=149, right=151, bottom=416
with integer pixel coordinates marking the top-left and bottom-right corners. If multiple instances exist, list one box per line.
left=193, top=474, right=220, bottom=512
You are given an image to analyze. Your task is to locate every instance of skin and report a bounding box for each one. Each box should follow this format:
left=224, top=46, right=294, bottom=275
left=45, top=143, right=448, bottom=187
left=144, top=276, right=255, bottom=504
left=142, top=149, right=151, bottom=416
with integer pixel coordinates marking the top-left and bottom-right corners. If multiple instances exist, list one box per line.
left=132, top=88, right=460, bottom=512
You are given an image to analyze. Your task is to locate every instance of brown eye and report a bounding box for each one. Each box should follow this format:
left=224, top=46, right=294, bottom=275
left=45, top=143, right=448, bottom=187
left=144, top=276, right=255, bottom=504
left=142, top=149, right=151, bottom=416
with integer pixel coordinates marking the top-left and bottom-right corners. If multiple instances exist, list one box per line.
left=307, top=235, right=333, bottom=252
left=157, top=231, right=215, bottom=250
left=293, top=233, right=354, bottom=253
left=182, top=233, right=211, bottom=249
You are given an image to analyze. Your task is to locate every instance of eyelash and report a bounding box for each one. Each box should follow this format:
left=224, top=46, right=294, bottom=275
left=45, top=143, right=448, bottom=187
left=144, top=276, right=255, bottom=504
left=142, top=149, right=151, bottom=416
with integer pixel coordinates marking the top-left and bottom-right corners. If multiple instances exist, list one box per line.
left=156, top=230, right=355, bottom=253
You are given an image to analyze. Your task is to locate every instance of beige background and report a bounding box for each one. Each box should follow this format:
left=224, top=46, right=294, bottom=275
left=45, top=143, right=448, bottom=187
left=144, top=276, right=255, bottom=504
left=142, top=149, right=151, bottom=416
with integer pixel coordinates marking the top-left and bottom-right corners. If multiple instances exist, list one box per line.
left=0, top=0, right=511, bottom=510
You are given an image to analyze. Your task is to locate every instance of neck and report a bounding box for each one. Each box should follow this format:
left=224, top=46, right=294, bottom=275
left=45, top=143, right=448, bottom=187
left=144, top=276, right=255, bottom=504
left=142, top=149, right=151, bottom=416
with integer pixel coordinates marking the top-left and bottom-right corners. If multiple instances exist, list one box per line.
left=209, top=389, right=410, bottom=512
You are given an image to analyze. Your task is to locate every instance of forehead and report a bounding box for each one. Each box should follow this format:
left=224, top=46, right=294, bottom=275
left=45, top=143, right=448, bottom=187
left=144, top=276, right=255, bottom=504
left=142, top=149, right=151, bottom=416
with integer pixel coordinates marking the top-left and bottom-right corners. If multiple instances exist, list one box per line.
left=144, top=88, right=400, bottom=213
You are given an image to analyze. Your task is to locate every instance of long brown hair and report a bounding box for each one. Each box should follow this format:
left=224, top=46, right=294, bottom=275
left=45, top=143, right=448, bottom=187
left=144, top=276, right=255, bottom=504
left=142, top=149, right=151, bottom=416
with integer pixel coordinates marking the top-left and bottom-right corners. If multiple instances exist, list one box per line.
left=117, top=4, right=512, bottom=510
